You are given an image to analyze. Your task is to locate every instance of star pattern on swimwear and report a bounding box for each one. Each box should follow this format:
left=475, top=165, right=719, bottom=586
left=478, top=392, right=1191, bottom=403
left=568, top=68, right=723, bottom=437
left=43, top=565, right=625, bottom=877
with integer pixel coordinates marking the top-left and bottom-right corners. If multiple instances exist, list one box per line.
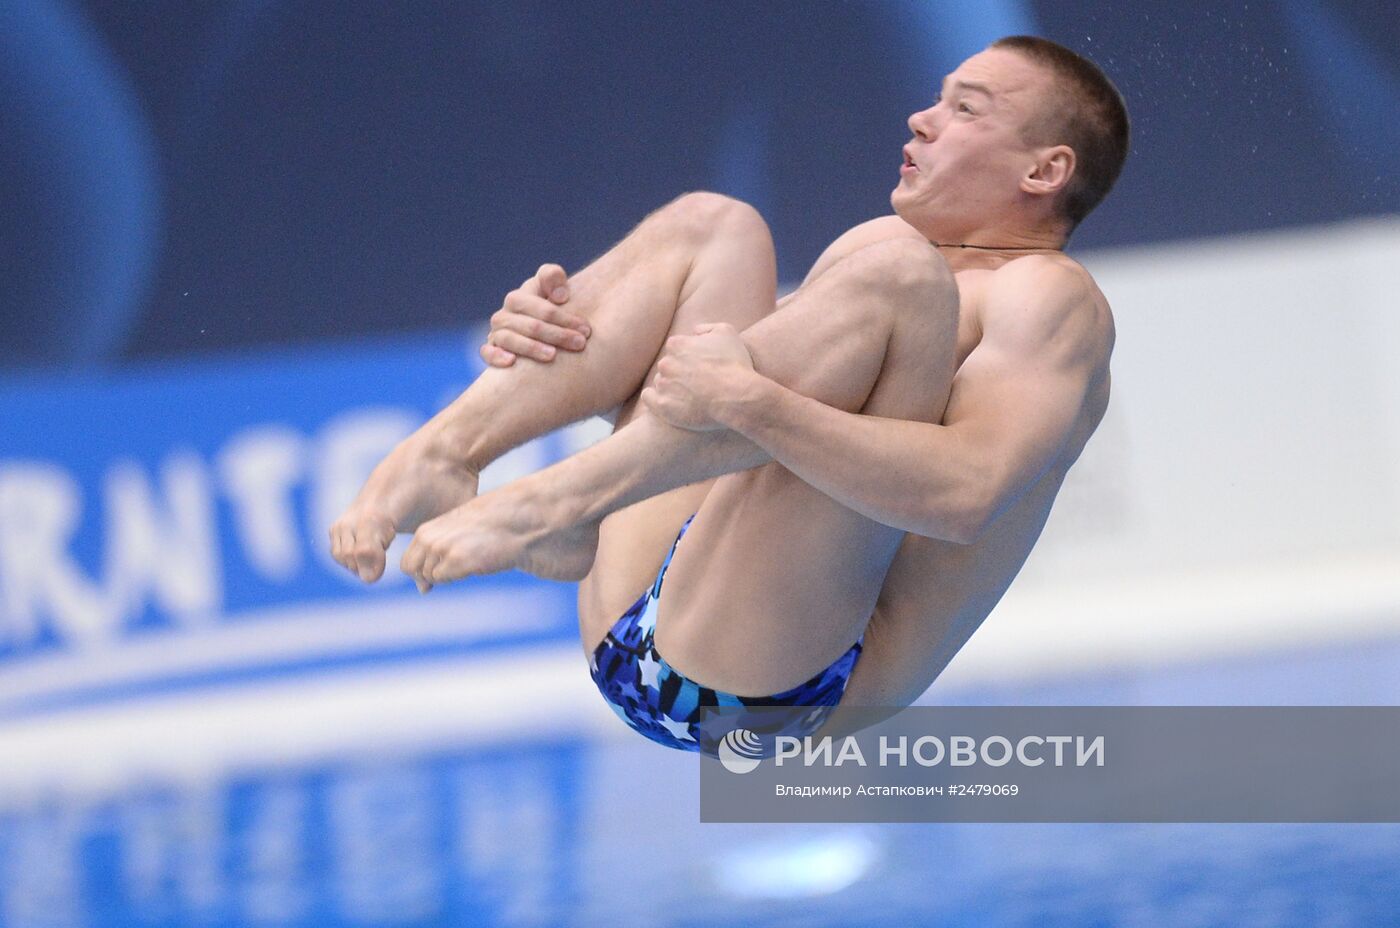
left=637, top=650, right=663, bottom=690
left=659, top=716, right=696, bottom=742
left=587, top=513, right=863, bottom=755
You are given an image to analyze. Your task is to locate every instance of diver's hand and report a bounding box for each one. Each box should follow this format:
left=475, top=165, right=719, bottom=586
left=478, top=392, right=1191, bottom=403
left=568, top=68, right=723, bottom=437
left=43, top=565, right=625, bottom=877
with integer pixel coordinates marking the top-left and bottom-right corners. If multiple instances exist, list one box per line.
left=481, top=263, right=591, bottom=367
left=642, top=323, right=756, bottom=431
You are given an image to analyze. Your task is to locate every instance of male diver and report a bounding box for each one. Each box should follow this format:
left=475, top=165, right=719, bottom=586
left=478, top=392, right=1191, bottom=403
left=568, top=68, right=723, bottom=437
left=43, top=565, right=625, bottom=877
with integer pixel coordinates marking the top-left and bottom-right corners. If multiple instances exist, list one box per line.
left=330, top=36, right=1128, bottom=751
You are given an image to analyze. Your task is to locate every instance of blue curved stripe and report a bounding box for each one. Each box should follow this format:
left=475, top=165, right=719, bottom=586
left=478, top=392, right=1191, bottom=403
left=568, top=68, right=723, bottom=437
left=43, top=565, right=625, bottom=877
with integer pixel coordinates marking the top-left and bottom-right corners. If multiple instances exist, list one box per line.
left=1278, top=0, right=1400, bottom=183
left=886, top=0, right=1038, bottom=83
left=0, top=0, right=161, bottom=366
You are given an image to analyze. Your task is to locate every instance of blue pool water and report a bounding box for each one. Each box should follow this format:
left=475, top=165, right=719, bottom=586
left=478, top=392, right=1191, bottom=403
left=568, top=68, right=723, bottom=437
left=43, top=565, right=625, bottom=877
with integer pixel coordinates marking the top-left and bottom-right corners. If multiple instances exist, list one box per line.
left=2, top=634, right=1398, bottom=927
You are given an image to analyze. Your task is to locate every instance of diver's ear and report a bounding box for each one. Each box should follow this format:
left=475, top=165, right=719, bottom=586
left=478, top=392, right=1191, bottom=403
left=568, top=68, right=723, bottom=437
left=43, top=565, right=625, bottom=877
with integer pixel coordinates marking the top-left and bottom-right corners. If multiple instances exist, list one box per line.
left=1022, top=144, right=1074, bottom=197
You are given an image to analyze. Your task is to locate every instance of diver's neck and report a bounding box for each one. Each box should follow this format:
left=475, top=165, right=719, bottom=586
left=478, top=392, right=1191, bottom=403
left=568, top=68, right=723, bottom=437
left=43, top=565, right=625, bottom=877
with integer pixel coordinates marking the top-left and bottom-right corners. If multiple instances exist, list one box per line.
left=925, top=217, right=1065, bottom=253
left=923, top=218, right=1065, bottom=269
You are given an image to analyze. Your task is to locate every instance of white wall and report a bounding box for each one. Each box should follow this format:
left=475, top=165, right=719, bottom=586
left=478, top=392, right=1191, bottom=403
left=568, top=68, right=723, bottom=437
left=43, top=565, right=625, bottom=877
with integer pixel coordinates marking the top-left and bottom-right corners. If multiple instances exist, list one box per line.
left=942, top=216, right=1400, bottom=684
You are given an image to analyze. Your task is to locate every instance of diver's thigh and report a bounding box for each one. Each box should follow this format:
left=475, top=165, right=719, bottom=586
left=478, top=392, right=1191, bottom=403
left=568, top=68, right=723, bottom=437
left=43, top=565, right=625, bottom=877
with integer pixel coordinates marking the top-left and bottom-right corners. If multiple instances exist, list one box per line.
left=650, top=462, right=906, bottom=696
left=576, top=480, right=715, bottom=653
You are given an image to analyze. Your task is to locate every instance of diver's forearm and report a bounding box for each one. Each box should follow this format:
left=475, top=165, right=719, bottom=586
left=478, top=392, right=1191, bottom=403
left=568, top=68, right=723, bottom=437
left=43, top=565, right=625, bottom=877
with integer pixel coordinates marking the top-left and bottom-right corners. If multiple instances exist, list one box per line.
left=716, top=373, right=981, bottom=541
left=534, top=414, right=771, bottom=528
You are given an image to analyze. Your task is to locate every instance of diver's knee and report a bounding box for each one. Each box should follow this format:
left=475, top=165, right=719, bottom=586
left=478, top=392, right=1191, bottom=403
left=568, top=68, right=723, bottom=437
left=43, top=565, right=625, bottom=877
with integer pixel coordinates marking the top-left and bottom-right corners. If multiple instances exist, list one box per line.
left=660, top=191, right=771, bottom=247
left=848, top=238, right=953, bottom=296
left=829, top=237, right=957, bottom=324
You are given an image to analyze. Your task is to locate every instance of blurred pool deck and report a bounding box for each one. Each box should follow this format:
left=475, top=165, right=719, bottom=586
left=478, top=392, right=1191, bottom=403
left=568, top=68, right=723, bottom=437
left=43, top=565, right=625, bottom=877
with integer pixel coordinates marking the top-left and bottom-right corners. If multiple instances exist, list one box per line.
left=2, top=628, right=1397, bottom=927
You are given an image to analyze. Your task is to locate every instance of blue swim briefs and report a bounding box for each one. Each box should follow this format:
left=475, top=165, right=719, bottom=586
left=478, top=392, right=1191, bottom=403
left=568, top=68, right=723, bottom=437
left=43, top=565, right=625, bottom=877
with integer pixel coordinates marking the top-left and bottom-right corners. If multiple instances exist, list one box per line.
left=588, top=514, right=864, bottom=754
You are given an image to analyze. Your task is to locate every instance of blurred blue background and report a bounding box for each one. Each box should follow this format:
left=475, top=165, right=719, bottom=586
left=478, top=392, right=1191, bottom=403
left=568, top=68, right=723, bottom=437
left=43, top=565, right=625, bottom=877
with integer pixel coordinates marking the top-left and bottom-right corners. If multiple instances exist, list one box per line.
left=4, top=0, right=1397, bottom=369
left=2, top=1, right=1399, bottom=925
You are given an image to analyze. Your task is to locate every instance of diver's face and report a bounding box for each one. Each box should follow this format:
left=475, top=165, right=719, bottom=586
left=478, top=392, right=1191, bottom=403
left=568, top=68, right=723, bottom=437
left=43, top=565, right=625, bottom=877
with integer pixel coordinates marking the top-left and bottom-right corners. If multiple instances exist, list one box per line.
left=892, top=48, right=1052, bottom=234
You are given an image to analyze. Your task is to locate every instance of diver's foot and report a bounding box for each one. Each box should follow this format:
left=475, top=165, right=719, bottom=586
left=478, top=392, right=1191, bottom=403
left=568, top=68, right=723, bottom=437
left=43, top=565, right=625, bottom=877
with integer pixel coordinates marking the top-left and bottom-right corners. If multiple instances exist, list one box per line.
left=330, top=433, right=480, bottom=582
left=401, top=480, right=598, bottom=588
left=520, top=518, right=600, bottom=582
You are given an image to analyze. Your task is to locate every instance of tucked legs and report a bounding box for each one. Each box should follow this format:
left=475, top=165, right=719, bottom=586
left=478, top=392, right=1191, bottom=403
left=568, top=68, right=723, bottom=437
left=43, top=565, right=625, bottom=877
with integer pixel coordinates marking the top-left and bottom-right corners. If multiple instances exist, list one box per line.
left=410, top=237, right=959, bottom=693
left=330, top=192, right=778, bottom=582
